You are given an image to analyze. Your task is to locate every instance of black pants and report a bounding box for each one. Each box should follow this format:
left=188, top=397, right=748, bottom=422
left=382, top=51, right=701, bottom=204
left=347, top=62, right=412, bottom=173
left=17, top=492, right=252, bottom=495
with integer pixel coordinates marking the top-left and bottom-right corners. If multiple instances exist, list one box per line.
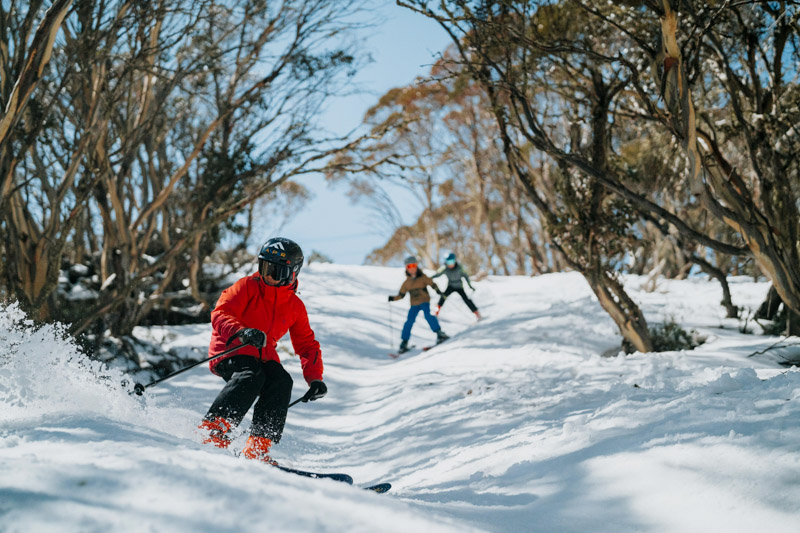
left=437, top=285, right=478, bottom=312
left=204, top=356, right=293, bottom=442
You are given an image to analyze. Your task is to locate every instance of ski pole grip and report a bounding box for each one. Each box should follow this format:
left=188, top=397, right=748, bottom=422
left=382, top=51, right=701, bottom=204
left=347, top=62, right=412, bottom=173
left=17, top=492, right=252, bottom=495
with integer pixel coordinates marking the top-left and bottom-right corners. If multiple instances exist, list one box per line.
left=133, top=383, right=146, bottom=396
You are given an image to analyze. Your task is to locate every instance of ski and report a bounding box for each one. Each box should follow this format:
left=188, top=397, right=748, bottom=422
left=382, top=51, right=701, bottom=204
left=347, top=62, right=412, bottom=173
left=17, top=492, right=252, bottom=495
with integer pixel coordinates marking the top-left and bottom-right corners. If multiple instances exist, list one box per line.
left=388, top=345, right=415, bottom=359
left=230, top=448, right=362, bottom=486
left=273, top=464, right=353, bottom=484
left=364, top=482, right=392, bottom=493
left=422, top=339, right=449, bottom=351
left=390, top=340, right=448, bottom=357
left=276, top=466, right=391, bottom=493
left=210, top=426, right=390, bottom=492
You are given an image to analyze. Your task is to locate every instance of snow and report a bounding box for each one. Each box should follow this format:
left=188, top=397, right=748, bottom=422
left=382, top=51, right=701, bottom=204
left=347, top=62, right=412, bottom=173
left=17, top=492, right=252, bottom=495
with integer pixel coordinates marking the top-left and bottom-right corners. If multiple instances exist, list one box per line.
left=2, top=265, right=800, bottom=532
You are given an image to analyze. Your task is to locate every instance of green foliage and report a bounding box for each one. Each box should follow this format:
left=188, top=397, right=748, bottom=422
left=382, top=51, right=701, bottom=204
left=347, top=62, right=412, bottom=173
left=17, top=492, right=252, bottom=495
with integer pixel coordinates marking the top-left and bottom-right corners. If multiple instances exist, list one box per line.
left=650, top=319, right=705, bottom=352
left=621, top=318, right=704, bottom=353
left=760, top=308, right=788, bottom=336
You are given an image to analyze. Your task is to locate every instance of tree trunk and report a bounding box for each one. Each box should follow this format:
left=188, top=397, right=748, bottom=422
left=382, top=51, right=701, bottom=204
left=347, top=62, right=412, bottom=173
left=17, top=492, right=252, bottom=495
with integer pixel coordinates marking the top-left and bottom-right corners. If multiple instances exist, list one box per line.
left=755, top=286, right=782, bottom=321
left=588, top=270, right=654, bottom=353
left=0, top=0, right=73, bottom=172
left=691, top=254, right=738, bottom=319
left=0, top=0, right=73, bottom=317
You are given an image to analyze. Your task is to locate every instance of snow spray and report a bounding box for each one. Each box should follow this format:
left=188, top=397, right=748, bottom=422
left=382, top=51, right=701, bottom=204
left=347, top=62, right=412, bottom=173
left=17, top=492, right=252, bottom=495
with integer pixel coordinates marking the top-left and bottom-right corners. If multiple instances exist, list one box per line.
left=0, top=302, right=196, bottom=437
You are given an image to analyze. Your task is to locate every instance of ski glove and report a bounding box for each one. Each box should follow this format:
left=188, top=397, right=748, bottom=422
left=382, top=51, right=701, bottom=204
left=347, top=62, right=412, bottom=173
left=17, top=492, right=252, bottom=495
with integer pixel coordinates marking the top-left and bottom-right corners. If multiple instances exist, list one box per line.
left=301, top=380, right=327, bottom=402
left=388, top=295, right=395, bottom=302
left=228, top=328, right=267, bottom=348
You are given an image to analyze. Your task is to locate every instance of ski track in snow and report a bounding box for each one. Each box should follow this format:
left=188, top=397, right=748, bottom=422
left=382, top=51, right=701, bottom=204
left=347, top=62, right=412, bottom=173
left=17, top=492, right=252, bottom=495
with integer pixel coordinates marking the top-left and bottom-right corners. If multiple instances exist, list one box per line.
left=2, top=265, right=800, bottom=532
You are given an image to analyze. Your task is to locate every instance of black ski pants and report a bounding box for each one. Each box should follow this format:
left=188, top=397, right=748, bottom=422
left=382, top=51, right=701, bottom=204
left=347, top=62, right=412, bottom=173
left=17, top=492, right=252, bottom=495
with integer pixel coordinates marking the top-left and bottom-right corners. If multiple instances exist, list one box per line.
left=437, top=285, right=478, bottom=312
left=204, top=356, right=293, bottom=442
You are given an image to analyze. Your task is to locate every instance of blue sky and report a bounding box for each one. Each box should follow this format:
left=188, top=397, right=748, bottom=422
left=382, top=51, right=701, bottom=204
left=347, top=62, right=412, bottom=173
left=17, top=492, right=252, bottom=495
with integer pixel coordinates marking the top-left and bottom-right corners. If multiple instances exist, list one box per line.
left=276, top=2, right=451, bottom=266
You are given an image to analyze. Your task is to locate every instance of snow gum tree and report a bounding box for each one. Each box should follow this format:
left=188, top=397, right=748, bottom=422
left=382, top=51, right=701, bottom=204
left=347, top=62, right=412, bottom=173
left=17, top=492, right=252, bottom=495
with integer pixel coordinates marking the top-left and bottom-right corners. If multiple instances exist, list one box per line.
left=398, top=1, right=669, bottom=352
left=638, top=0, right=800, bottom=328
left=399, top=0, right=799, bottom=348
left=0, top=1, right=367, bottom=344
left=0, top=0, right=74, bottom=316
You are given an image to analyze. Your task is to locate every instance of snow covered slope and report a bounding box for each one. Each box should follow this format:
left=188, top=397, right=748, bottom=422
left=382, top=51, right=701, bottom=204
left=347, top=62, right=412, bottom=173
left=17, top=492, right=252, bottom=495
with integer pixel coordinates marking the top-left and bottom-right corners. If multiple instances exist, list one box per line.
left=2, top=265, right=799, bottom=532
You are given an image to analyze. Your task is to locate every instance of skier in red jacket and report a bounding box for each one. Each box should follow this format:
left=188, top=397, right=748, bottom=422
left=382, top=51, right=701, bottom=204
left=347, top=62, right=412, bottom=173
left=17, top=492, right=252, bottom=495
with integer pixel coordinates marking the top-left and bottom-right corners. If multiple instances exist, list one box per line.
left=198, top=237, right=326, bottom=464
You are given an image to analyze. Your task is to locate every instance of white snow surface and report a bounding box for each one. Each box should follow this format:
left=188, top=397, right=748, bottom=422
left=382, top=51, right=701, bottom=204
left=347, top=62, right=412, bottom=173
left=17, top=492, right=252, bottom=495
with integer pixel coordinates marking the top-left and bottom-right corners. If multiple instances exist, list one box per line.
left=2, top=265, right=800, bottom=533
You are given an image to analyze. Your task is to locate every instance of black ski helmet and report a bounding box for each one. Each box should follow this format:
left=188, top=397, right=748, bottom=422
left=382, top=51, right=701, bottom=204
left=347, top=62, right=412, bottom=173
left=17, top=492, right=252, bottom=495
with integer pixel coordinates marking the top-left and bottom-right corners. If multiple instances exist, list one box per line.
left=258, top=237, right=304, bottom=286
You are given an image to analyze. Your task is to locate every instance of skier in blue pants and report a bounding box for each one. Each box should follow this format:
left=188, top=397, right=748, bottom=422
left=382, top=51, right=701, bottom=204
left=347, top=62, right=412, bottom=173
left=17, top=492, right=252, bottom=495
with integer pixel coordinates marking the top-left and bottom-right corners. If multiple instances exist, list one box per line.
left=388, top=256, right=449, bottom=354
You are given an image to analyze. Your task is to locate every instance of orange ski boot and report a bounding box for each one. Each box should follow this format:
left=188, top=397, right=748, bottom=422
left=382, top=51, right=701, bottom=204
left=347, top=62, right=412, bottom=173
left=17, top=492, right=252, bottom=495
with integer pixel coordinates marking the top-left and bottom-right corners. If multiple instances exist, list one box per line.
left=198, top=417, right=232, bottom=449
left=242, top=435, right=278, bottom=465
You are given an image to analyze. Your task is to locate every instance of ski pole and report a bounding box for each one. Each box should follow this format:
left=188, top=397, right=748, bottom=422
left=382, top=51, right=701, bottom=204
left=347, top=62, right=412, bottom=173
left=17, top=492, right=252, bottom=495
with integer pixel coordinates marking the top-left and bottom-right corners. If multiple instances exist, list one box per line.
left=132, top=343, right=245, bottom=396
left=288, top=397, right=304, bottom=408
left=388, top=301, right=395, bottom=351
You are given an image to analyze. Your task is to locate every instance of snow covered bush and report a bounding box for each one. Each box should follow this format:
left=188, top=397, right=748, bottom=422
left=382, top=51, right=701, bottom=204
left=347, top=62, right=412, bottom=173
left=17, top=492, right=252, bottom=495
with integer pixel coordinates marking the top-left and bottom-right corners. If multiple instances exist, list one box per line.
left=650, top=320, right=705, bottom=352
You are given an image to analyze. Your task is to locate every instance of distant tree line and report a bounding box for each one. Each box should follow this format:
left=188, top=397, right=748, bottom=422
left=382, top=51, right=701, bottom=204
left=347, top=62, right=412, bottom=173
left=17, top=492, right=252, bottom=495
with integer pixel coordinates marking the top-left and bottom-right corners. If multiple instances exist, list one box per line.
left=332, top=0, right=800, bottom=351
left=0, top=0, right=366, bottom=351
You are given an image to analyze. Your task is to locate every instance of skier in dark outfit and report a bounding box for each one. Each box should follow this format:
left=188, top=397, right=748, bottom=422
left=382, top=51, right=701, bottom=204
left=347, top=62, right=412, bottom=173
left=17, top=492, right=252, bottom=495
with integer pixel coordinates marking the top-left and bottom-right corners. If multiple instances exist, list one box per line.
left=198, top=237, right=326, bottom=464
left=388, top=256, right=449, bottom=354
left=432, top=252, right=481, bottom=320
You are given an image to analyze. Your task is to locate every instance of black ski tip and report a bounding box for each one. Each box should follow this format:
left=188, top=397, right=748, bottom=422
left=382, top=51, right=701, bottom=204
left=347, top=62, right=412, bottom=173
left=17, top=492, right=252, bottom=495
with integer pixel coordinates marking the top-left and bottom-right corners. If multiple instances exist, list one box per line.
left=274, top=465, right=353, bottom=484
left=364, top=482, right=392, bottom=493
left=333, top=473, right=354, bottom=484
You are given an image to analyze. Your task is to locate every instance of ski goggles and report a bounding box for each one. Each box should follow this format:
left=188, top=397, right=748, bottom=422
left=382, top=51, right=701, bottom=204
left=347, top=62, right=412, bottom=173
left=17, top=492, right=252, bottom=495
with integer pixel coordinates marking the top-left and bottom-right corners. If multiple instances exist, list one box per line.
left=446, top=259, right=456, bottom=266
left=259, top=260, right=293, bottom=284
left=405, top=263, right=418, bottom=269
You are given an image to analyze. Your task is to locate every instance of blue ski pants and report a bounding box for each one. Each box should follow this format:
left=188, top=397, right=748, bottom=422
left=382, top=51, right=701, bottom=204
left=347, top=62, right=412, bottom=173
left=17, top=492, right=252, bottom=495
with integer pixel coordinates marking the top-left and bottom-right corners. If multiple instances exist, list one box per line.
left=401, top=302, right=440, bottom=341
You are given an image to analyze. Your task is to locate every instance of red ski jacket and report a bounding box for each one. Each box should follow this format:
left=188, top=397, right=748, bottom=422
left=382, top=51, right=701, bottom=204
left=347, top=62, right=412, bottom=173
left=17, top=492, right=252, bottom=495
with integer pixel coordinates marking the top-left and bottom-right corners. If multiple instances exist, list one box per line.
left=208, top=273, right=322, bottom=384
